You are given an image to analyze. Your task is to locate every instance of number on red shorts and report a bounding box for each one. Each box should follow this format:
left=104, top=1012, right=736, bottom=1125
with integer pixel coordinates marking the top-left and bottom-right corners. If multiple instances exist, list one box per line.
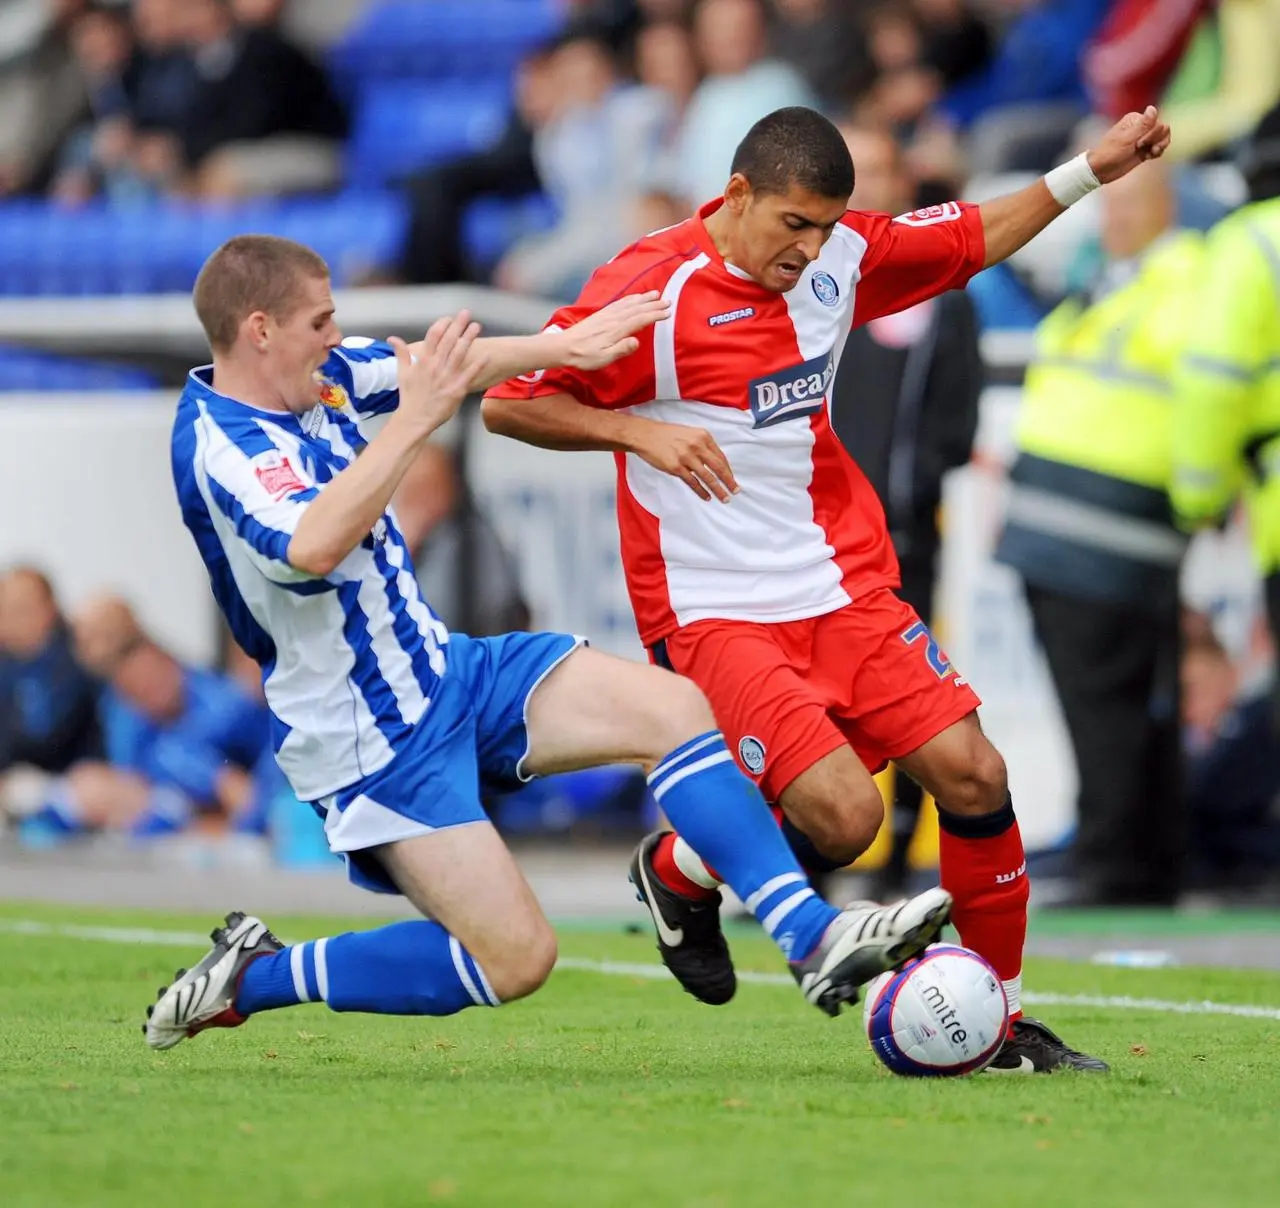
left=901, top=621, right=953, bottom=679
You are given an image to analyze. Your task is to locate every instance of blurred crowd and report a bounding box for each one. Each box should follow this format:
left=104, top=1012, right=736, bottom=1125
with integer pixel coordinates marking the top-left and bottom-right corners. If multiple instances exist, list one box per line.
left=0, top=0, right=350, bottom=204
left=398, top=0, right=1280, bottom=298
left=0, top=442, right=649, bottom=859
left=2, top=1, right=1279, bottom=299
left=5, top=0, right=1280, bottom=904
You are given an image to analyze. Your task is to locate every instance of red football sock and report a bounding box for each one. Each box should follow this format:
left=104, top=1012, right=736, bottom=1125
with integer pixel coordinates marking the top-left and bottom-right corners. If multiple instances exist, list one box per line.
left=937, top=797, right=1028, bottom=1027
left=653, top=832, right=721, bottom=901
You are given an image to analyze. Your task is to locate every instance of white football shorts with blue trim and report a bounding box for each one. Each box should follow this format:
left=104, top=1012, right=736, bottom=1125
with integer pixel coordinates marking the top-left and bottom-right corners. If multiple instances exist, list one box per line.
left=313, top=630, right=584, bottom=893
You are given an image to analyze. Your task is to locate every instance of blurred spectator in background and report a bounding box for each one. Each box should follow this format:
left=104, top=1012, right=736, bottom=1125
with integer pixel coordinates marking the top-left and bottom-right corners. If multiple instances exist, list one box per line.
left=1087, top=0, right=1280, bottom=167
left=399, top=45, right=558, bottom=285
left=7, top=594, right=268, bottom=843
left=770, top=0, right=874, bottom=115
left=493, top=25, right=675, bottom=298
left=913, top=0, right=993, bottom=94
left=127, top=0, right=199, bottom=136
left=394, top=442, right=531, bottom=637
left=937, top=0, right=1112, bottom=175
left=0, top=568, right=102, bottom=820
left=51, top=1, right=141, bottom=206
left=1173, top=100, right=1280, bottom=733
left=669, top=0, right=814, bottom=206
left=996, top=162, right=1201, bottom=908
left=170, top=0, right=348, bottom=200
left=855, top=3, right=942, bottom=135
left=829, top=123, right=983, bottom=901
left=1181, top=617, right=1280, bottom=896
left=1083, top=0, right=1214, bottom=128
left=0, top=0, right=90, bottom=197
left=229, top=0, right=287, bottom=31
left=631, top=16, right=700, bottom=183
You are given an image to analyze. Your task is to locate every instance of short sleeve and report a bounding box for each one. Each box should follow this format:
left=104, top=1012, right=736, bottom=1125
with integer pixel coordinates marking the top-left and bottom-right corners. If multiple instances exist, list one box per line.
left=321, top=338, right=400, bottom=420
left=483, top=251, right=670, bottom=410
left=197, top=420, right=323, bottom=585
left=847, top=203, right=987, bottom=327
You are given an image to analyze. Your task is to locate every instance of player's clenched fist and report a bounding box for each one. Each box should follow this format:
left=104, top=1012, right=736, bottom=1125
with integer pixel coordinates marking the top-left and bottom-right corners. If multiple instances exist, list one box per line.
left=632, top=419, right=740, bottom=503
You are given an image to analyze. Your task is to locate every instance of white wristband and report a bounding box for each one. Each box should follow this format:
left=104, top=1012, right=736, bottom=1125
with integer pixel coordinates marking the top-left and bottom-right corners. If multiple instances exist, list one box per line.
left=1044, top=153, right=1101, bottom=208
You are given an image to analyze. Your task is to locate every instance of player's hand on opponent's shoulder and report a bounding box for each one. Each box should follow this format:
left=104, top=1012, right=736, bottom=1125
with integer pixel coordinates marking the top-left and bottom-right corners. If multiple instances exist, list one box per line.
left=1087, top=105, right=1172, bottom=184
left=388, top=310, right=483, bottom=436
left=551, top=290, right=672, bottom=370
left=631, top=418, right=740, bottom=504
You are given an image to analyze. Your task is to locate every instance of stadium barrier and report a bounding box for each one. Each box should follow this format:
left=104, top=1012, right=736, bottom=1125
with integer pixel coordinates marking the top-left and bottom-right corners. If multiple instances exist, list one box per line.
left=0, top=290, right=1263, bottom=854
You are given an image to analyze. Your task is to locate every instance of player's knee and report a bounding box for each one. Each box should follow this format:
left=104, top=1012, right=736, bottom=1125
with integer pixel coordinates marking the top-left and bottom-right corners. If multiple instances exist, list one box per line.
left=484, top=920, right=558, bottom=1003
left=640, top=673, right=718, bottom=768
left=943, top=738, right=1008, bottom=815
left=807, top=788, right=885, bottom=864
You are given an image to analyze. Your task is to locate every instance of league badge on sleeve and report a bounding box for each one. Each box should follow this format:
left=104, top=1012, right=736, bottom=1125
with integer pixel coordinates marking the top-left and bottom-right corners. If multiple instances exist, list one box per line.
left=893, top=202, right=963, bottom=227
left=254, top=454, right=307, bottom=500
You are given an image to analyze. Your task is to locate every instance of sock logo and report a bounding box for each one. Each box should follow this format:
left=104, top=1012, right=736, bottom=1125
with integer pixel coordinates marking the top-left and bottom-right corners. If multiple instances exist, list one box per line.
left=995, top=862, right=1027, bottom=885
left=738, top=735, right=766, bottom=775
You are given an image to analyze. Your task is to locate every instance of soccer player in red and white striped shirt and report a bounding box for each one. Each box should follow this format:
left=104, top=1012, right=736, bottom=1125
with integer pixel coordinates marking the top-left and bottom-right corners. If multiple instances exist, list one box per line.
left=485, top=104, right=1170, bottom=1073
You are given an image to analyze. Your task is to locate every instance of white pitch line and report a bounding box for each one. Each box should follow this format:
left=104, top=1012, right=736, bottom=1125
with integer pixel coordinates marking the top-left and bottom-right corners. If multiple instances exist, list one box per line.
left=5, top=920, right=1280, bottom=1021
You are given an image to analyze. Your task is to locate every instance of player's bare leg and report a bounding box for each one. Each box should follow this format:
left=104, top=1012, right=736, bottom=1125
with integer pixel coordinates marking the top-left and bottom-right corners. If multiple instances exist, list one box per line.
left=145, top=825, right=556, bottom=1050
left=525, top=647, right=952, bottom=1015
left=898, top=713, right=1108, bottom=1073
left=775, top=746, right=887, bottom=870
left=377, top=827, right=557, bottom=1002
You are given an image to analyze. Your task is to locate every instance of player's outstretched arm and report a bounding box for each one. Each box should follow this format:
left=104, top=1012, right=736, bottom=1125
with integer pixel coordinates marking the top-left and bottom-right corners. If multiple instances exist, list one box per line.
left=463, top=292, right=670, bottom=391
left=978, top=106, right=1172, bottom=269
left=481, top=392, right=739, bottom=503
left=289, top=313, right=481, bottom=576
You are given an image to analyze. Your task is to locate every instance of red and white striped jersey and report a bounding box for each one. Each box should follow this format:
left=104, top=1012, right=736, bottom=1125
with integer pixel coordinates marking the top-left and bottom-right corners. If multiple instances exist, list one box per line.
left=485, top=198, right=986, bottom=646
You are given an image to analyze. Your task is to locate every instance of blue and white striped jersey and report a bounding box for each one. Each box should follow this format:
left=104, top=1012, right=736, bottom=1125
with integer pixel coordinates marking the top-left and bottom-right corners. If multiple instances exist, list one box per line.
left=171, top=338, right=451, bottom=801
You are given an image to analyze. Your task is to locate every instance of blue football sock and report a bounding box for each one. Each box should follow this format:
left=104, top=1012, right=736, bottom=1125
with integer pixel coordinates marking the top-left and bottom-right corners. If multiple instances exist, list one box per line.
left=648, top=732, right=838, bottom=962
left=235, top=920, right=499, bottom=1017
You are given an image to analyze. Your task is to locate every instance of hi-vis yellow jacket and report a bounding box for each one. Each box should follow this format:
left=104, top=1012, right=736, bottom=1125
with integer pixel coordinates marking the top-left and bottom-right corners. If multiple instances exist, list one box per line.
left=1173, top=199, right=1280, bottom=576
left=996, top=231, right=1204, bottom=610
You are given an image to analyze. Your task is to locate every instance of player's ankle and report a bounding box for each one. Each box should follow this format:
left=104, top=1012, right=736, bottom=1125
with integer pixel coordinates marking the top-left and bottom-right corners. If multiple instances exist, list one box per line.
left=654, top=832, right=720, bottom=900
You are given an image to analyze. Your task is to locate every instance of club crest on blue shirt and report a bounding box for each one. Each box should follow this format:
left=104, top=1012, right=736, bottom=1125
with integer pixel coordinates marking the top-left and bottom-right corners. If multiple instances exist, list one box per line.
left=811, top=271, right=840, bottom=307
left=318, top=380, right=350, bottom=410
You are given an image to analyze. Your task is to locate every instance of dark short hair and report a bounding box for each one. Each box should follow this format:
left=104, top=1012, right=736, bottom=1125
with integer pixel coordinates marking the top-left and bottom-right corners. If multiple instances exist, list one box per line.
left=730, top=106, right=855, bottom=200
left=193, top=234, right=329, bottom=353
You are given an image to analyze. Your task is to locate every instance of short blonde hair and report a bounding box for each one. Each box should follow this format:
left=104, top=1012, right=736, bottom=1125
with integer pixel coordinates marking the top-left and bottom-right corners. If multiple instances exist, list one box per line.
left=193, top=234, right=329, bottom=353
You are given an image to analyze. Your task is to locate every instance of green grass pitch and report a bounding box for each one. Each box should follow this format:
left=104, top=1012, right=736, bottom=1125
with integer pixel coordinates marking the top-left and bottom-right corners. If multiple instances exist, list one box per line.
left=2, top=901, right=1279, bottom=1208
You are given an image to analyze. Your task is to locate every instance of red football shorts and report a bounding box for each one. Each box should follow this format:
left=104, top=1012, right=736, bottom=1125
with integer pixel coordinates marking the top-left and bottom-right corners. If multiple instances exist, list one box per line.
left=651, top=588, right=983, bottom=802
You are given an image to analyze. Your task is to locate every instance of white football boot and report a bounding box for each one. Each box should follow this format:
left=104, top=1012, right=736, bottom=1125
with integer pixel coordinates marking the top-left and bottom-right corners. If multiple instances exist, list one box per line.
left=790, top=887, right=954, bottom=1017
left=144, top=911, right=283, bottom=1051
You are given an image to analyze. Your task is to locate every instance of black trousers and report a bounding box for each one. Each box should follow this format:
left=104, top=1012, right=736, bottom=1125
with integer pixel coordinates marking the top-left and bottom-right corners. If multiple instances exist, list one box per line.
left=1024, top=584, right=1184, bottom=901
left=1265, top=572, right=1280, bottom=732
left=399, top=123, right=538, bottom=285
left=879, top=541, right=939, bottom=887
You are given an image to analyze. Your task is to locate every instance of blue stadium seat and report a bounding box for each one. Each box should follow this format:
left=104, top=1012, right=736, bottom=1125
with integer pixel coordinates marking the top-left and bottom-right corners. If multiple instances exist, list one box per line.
left=347, top=82, right=512, bottom=187
left=329, top=0, right=562, bottom=89
left=0, top=343, right=159, bottom=391
left=0, top=193, right=413, bottom=298
left=462, top=193, right=559, bottom=269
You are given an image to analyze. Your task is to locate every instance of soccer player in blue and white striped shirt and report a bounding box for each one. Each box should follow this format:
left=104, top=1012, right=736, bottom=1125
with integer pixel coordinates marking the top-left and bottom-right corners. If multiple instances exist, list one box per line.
left=146, top=234, right=950, bottom=1050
